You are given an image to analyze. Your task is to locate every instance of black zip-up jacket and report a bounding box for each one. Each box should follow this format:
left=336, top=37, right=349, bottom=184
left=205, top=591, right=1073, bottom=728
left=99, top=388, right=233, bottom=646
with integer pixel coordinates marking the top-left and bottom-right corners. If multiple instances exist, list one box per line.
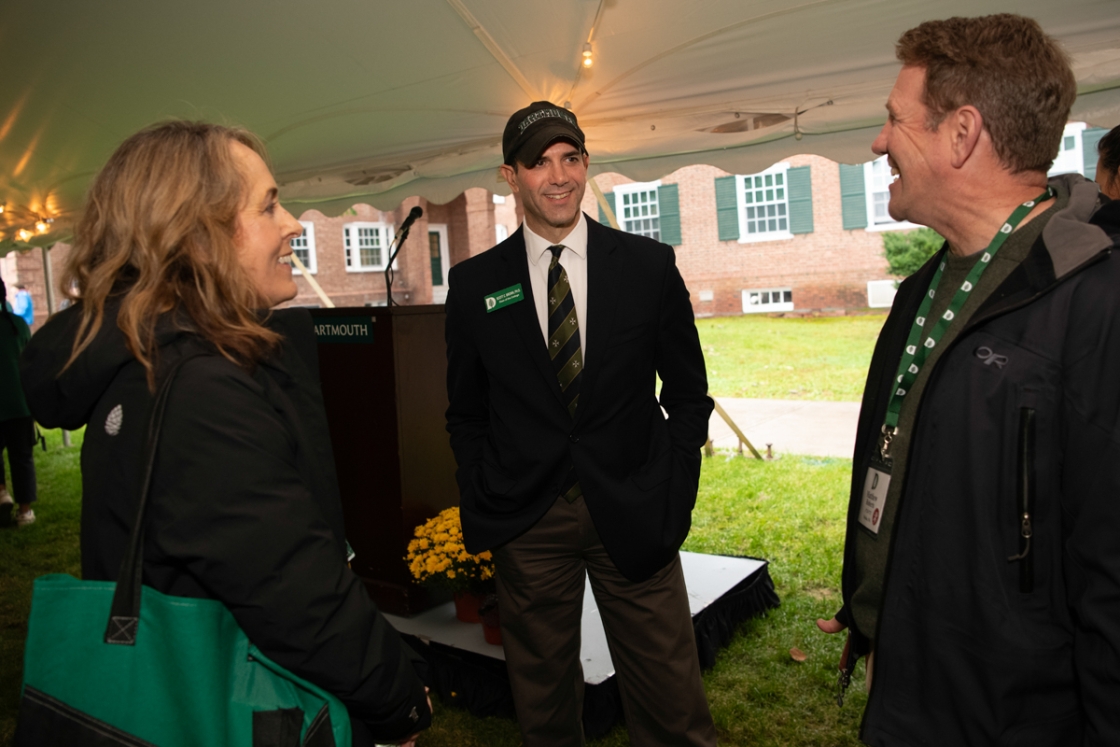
left=837, top=175, right=1120, bottom=746
left=20, top=305, right=431, bottom=744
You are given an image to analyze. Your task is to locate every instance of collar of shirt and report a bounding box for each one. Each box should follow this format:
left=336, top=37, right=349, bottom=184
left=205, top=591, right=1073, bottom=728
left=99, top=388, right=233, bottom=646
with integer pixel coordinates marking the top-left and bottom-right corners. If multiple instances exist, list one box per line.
left=523, top=213, right=589, bottom=359
left=524, top=212, right=588, bottom=267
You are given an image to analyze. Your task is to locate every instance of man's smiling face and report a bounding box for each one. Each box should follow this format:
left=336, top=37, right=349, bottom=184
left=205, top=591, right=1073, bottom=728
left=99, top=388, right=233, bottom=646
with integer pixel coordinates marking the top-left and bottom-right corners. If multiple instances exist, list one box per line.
left=501, top=140, right=589, bottom=244
left=871, top=66, right=947, bottom=226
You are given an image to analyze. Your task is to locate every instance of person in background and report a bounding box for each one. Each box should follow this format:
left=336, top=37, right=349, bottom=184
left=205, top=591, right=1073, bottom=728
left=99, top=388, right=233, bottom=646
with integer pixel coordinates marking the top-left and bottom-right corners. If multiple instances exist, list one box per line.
left=0, top=278, right=36, bottom=526
left=19, top=121, right=430, bottom=746
left=817, top=13, right=1120, bottom=744
left=10, top=284, right=34, bottom=327
left=1096, top=123, right=1120, bottom=199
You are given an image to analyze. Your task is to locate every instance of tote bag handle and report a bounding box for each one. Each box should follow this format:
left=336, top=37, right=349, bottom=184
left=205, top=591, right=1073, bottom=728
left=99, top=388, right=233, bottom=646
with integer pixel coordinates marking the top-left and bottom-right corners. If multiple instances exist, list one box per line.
left=104, top=352, right=207, bottom=645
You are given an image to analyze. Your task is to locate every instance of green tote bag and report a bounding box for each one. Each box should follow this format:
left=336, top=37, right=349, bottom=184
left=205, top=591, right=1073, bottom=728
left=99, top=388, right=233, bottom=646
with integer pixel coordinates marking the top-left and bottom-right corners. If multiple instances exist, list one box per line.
left=14, top=355, right=352, bottom=747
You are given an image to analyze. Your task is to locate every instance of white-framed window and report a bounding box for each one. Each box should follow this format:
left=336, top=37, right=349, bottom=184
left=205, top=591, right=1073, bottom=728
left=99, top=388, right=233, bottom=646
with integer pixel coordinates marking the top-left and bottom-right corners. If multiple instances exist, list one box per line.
left=742, top=288, right=793, bottom=313
left=862, top=156, right=919, bottom=232
left=342, top=221, right=394, bottom=272
left=737, top=164, right=793, bottom=243
left=495, top=223, right=509, bottom=243
left=1049, top=121, right=1087, bottom=177
left=492, top=193, right=506, bottom=204
left=614, top=181, right=662, bottom=240
left=290, top=221, right=317, bottom=274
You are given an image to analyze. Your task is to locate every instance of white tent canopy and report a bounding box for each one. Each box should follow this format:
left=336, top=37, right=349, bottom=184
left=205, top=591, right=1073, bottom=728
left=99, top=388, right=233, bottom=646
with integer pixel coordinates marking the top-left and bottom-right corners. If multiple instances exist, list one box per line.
left=2, top=0, right=1119, bottom=253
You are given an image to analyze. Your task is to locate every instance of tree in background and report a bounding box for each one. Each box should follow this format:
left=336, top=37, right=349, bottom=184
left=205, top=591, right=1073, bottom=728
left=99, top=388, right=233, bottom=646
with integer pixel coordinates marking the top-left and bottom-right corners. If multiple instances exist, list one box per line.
left=882, top=227, right=945, bottom=278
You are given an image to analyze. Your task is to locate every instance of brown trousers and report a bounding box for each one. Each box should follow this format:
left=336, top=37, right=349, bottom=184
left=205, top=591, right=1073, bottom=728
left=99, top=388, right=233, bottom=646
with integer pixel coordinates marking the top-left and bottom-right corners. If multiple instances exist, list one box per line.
left=493, top=496, right=717, bottom=747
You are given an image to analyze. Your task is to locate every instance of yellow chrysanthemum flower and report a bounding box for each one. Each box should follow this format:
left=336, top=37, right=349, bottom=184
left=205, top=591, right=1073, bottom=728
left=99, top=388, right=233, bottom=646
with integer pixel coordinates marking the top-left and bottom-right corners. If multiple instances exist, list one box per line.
left=406, top=506, right=495, bottom=587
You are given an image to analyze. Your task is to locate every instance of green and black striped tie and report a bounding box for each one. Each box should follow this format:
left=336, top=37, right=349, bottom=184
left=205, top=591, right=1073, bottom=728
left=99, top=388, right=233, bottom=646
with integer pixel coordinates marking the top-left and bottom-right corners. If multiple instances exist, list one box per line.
left=547, top=245, right=583, bottom=502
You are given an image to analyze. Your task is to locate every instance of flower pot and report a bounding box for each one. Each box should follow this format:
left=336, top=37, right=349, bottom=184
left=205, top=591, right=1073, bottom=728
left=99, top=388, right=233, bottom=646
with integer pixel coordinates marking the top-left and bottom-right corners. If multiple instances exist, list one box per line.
left=453, top=591, right=482, bottom=623
left=482, top=619, right=503, bottom=645
left=479, top=593, right=502, bottom=645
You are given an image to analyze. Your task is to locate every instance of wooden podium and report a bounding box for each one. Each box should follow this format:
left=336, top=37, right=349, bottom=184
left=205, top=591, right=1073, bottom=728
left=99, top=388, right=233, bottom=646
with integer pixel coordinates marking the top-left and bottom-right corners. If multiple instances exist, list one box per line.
left=310, top=306, right=459, bottom=615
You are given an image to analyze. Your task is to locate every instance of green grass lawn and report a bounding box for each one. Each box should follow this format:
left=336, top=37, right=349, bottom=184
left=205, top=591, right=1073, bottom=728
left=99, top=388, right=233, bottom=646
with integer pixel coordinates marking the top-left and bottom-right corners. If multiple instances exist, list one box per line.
left=0, top=439, right=866, bottom=746
left=697, top=314, right=886, bottom=401
left=1, top=428, right=84, bottom=746
left=1, top=315, right=880, bottom=745
left=406, top=452, right=869, bottom=746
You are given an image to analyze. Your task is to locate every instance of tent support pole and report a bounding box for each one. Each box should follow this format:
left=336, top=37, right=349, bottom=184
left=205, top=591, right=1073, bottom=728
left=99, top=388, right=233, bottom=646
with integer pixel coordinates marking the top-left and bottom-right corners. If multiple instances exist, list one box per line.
left=712, top=399, right=762, bottom=459
left=41, top=244, right=70, bottom=447
left=40, top=245, right=56, bottom=316
left=290, top=253, right=335, bottom=308
left=589, top=178, right=619, bottom=230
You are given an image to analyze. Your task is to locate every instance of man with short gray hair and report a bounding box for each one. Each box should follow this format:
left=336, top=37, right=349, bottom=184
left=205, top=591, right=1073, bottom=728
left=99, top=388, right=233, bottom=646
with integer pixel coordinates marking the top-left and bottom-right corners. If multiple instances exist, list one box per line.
left=818, top=13, right=1120, bottom=744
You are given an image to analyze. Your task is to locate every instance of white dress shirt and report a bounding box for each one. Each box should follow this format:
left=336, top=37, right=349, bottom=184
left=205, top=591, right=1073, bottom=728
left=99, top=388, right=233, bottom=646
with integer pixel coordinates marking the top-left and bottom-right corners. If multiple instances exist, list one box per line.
left=523, top=214, right=589, bottom=361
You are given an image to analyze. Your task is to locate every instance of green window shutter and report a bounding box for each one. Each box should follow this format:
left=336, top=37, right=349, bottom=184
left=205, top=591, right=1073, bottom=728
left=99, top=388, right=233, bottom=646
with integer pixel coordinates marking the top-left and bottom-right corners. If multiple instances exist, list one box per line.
left=839, top=163, right=868, bottom=230
left=1082, top=127, right=1107, bottom=181
left=714, top=175, right=739, bottom=241
left=598, top=192, right=617, bottom=227
left=657, top=184, right=681, bottom=245
left=787, top=165, right=814, bottom=234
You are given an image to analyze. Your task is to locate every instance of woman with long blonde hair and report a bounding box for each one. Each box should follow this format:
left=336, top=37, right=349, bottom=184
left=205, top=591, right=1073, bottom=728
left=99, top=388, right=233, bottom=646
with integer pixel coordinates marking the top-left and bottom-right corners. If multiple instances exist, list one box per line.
left=20, top=121, right=429, bottom=746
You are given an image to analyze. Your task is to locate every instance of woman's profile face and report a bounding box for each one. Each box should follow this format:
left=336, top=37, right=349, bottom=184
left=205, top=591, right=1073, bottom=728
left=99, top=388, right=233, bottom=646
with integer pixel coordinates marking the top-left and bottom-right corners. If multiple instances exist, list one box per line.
left=231, top=141, right=303, bottom=307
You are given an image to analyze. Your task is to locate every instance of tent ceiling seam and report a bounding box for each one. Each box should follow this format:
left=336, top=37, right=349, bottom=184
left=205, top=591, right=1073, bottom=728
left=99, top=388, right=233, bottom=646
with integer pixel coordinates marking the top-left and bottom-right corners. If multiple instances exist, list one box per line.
left=563, top=0, right=609, bottom=108
left=575, top=0, right=846, bottom=111
left=445, top=0, right=540, bottom=102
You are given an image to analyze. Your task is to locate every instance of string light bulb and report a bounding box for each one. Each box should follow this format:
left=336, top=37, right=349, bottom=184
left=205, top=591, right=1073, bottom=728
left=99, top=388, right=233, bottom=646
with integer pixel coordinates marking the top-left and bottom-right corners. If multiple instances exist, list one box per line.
left=0, top=204, right=5, bottom=214
left=35, top=219, right=49, bottom=233
left=17, top=229, right=32, bottom=242
left=582, top=43, right=593, bottom=68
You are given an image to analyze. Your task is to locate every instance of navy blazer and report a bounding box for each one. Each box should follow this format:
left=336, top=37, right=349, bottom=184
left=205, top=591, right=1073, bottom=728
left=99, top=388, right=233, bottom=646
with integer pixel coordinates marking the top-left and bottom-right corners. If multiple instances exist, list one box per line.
left=445, top=215, right=712, bottom=582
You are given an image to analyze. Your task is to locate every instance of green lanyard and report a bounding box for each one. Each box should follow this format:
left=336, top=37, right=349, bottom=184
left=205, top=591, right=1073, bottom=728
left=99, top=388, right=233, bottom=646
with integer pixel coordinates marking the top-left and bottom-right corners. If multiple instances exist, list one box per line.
left=878, top=188, right=1052, bottom=462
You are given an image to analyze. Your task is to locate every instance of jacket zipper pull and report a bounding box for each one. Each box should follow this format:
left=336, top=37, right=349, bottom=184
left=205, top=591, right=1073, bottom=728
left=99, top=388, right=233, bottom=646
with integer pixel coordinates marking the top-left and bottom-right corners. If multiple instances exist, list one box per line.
left=1007, top=512, right=1032, bottom=561
left=836, top=666, right=852, bottom=707
left=835, top=642, right=858, bottom=707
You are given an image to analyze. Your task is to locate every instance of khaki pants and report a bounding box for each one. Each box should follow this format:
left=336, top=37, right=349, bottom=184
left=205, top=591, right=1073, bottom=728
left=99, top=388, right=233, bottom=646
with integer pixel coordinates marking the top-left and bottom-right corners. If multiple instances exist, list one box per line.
left=493, top=495, right=717, bottom=747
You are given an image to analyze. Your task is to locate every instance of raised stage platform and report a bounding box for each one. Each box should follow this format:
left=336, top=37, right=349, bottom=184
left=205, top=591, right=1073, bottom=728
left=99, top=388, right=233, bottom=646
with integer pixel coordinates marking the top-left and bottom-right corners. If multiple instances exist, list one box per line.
left=387, top=551, right=779, bottom=738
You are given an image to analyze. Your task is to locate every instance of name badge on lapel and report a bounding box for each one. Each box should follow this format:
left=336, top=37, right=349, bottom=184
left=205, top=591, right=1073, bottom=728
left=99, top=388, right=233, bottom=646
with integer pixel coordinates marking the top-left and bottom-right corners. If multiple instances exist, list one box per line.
left=485, top=283, right=524, bottom=313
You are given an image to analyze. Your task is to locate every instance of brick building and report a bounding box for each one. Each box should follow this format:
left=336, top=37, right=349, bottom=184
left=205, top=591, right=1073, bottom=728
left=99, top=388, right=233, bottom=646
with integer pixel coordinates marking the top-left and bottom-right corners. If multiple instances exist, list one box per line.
left=4, top=124, right=1105, bottom=329
left=587, top=156, right=900, bottom=317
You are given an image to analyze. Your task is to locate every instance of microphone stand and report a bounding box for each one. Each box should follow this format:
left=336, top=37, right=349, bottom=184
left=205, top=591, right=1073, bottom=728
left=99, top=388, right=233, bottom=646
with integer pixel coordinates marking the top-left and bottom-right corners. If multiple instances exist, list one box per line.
left=383, top=223, right=413, bottom=307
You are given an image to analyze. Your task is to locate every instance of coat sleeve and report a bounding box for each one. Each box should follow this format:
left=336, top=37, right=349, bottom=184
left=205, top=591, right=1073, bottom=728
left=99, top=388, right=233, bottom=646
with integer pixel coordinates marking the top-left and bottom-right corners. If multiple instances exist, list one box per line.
left=444, top=265, right=490, bottom=502
left=1059, top=257, right=1120, bottom=744
left=150, top=358, right=430, bottom=743
left=654, top=247, right=713, bottom=498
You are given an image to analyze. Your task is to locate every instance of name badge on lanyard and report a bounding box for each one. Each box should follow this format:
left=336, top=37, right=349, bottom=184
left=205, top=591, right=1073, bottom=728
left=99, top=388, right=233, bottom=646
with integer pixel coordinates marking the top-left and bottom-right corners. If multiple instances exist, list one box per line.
left=859, top=467, right=891, bottom=534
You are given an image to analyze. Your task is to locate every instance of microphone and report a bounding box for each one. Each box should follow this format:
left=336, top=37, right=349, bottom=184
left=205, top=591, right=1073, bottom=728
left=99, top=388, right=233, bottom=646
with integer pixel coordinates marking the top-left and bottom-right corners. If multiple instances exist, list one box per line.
left=398, top=206, right=423, bottom=236
left=385, top=206, right=424, bottom=307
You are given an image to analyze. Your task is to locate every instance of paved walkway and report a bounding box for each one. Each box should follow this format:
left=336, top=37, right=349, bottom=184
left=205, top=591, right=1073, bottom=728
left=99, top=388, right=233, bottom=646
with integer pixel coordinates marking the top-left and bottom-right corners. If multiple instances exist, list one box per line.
left=708, top=397, right=860, bottom=459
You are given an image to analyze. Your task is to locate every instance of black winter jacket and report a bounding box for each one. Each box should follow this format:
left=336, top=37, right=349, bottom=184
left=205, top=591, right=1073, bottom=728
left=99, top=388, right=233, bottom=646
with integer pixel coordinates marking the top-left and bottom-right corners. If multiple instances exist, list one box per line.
left=21, top=305, right=431, bottom=744
left=838, top=176, right=1120, bottom=746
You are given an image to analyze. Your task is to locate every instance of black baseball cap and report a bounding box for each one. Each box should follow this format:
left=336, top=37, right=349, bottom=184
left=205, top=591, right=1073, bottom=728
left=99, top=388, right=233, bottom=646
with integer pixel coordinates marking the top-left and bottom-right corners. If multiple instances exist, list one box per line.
left=502, top=101, right=587, bottom=167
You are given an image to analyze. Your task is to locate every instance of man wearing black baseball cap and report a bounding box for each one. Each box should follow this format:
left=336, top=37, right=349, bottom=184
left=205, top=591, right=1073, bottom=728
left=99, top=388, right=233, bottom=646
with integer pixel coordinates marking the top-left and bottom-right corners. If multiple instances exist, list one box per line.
left=502, top=101, right=588, bottom=167
left=445, top=101, right=716, bottom=746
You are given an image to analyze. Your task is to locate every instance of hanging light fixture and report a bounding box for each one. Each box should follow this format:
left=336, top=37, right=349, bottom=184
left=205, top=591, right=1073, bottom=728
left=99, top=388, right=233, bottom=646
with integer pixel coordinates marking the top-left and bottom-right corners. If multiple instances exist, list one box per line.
left=582, top=43, right=593, bottom=68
